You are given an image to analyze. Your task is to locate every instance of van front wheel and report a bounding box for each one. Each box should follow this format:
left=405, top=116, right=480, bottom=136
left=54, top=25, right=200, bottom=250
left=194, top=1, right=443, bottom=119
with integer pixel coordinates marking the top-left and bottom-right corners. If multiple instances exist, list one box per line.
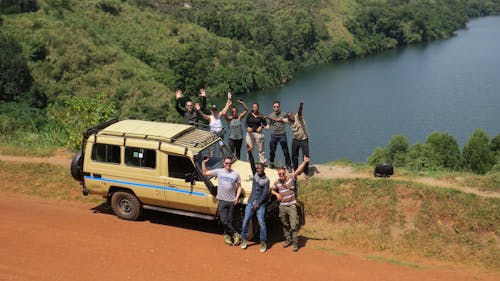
left=111, top=191, right=143, bottom=221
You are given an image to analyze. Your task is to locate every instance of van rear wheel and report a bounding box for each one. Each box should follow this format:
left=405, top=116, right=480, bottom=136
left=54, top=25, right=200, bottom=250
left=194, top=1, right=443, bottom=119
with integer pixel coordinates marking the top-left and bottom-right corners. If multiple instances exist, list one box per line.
left=111, top=191, right=143, bottom=221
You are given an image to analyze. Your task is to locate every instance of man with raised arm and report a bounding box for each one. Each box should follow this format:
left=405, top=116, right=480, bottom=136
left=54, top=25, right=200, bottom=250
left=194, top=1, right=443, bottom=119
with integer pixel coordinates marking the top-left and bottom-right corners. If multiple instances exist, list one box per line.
left=271, top=156, right=310, bottom=252
left=202, top=156, right=242, bottom=246
left=240, top=148, right=270, bottom=253
left=175, top=88, right=207, bottom=125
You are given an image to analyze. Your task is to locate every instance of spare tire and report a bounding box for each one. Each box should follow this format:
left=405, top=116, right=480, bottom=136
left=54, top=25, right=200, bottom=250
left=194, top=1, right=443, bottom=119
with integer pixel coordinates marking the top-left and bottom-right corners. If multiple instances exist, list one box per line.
left=70, top=150, right=84, bottom=181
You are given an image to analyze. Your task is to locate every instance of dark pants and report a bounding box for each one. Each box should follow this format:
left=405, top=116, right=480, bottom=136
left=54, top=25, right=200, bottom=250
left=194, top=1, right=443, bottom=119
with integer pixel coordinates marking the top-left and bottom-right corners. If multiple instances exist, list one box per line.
left=269, top=133, right=291, bottom=167
left=292, top=138, right=309, bottom=176
left=218, top=200, right=237, bottom=236
left=228, top=138, right=243, bottom=159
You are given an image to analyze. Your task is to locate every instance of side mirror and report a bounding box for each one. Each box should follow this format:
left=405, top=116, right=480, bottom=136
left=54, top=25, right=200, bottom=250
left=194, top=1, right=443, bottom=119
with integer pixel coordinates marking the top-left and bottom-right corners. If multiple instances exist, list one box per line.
left=184, top=172, right=196, bottom=185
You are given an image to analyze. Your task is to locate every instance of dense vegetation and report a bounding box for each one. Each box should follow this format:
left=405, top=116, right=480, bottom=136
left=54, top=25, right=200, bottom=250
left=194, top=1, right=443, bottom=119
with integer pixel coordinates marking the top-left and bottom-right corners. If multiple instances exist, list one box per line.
left=368, top=129, right=500, bottom=174
left=1, top=0, right=499, bottom=154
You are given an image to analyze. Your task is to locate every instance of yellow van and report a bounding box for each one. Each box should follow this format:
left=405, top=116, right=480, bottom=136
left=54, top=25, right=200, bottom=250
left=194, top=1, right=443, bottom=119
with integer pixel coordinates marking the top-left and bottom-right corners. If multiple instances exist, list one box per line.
left=71, top=118, right=279, bottom=237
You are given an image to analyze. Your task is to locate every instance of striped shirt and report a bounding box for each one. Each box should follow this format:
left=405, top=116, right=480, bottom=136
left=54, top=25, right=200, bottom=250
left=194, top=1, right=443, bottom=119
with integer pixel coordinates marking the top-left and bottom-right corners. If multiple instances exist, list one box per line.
left=273, top=175, right=297, bottom=206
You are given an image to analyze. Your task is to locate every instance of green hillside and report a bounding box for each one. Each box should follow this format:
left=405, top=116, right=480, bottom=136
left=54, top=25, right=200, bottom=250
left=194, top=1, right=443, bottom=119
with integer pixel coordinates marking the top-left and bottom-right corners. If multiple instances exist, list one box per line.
left=1, top=0, right=499, bottom=149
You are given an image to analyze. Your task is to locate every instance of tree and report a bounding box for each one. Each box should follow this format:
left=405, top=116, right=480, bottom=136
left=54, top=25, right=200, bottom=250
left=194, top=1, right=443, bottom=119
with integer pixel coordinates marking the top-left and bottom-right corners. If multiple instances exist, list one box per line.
left=0, top=33, right=33, bottom=102
left=368, top=147, right=387, bottom=166
left=425, top=132, right=461, bottom=169
left=384, top=135, right=409, bottom=164
left=461, top=129, right=495, bottom=174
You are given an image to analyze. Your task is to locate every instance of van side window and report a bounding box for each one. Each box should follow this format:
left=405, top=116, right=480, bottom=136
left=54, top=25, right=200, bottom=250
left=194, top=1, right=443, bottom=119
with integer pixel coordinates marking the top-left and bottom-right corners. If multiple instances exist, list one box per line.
left=169, top=155, right=197, bottom=180
left=125, top=147, right=156, bottom=169
left=91, top=143, right=120, bottom=164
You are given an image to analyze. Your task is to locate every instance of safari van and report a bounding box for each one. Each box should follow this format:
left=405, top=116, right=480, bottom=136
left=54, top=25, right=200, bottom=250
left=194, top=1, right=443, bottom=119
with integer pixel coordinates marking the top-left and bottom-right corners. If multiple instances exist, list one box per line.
left=70, top=118, right=279, bottom=237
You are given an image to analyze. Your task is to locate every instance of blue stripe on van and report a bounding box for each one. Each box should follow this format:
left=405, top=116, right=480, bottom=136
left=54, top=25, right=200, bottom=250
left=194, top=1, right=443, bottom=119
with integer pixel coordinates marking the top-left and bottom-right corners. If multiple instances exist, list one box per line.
left=84, top=176, right=207, bottom=197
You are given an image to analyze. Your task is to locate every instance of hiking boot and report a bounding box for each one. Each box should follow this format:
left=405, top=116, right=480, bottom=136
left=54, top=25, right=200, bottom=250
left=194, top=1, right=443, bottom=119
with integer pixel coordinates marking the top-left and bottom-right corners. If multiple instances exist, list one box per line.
left=232, top=233, right=241, bottom=246
left=260, top=242, right=267, bottom=253
left=282, top=240, right=292, bottom=248
left=240, top=239, right=247, bottom=249
left=293, top=242, right=299, bottom=252
left=224, top=234, right=233, bottom=246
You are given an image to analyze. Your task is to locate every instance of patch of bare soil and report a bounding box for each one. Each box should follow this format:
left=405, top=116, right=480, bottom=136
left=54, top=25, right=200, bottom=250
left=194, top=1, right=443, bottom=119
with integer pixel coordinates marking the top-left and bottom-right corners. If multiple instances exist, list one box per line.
left=1, top=193, right=498, bottom=281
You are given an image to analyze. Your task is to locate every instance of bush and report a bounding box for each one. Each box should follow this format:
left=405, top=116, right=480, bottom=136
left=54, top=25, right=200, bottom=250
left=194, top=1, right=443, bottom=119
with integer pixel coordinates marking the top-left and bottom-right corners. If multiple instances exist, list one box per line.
left=384, top=135, right=409, bottom=164
left=368, top=147, right=386, bottom=166
left=461, top=129, right=495, bottom=174
left=0, top=32, right=33, bottom=102
left=425, top=132, right=461, bottom=169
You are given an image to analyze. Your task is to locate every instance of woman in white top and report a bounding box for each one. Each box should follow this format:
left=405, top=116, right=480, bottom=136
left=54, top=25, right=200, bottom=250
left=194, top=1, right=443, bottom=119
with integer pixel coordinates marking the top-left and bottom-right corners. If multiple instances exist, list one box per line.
left=196, top=101, right=224, bottom=137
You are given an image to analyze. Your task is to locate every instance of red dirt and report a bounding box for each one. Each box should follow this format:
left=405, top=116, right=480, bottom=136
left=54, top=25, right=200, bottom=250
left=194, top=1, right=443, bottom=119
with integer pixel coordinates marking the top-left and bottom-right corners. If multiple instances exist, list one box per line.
left=1, top=192, right=498, bottom=281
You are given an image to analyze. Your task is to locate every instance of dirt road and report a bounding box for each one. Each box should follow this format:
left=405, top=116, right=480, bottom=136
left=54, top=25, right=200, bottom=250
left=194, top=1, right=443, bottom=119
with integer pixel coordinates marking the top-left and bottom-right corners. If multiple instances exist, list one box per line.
left=1, top=192, right=497, bottom=281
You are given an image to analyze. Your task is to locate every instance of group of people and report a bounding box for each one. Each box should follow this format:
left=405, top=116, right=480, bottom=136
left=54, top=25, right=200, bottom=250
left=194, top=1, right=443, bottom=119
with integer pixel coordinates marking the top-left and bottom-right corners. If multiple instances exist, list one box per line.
left=176, top=88, right=311, bottom=253
left=202, top=151, right=310, bottom=253
left=175, top=89, right=310, bottom=177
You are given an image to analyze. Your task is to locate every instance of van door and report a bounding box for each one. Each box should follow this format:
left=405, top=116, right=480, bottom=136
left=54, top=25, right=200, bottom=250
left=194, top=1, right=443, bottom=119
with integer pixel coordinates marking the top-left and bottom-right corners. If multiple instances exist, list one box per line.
left=163, top=154, right=215, bottom=214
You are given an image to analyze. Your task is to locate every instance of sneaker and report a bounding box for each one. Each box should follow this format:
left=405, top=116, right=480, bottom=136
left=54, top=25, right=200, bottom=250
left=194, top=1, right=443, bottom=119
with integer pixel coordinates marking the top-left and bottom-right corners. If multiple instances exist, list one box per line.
left=224, top=234, right=233, bottom=246
left=282, top=240, right=292, bottom=248
left=240, top=239, right=247, bottom=249
left=260, top=242, right=267, bottom=253
left=269, top=163, right=275, bottom=169
left=293, top=242, right=299, bottom=252
left=232, top=233, right=241, bottom=246
left=287, top=166, right=292, bottom=173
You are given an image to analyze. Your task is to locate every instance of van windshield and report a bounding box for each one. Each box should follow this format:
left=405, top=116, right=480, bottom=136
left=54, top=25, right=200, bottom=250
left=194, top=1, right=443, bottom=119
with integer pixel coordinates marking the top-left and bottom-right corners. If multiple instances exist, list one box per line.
left=195, top=139, right=236, bottom=170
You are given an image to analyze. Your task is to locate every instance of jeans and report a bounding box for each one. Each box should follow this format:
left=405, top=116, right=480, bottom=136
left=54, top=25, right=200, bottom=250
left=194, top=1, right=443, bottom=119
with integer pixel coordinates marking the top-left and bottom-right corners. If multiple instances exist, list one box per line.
left=218, top=200, right=236, bottom=236
left=269, top=134, right=291, bottom=167
left=279, top=204, right=299, bottom=243
left=240, top=203, right=267, bottom=242
left=292, top=138, right=309, bottom=175
left=228, top=138, right=243, bottom=159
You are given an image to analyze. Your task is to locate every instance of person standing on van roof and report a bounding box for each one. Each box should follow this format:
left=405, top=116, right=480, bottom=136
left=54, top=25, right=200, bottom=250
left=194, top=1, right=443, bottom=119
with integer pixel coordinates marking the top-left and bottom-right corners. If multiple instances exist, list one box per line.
left=220, top=92, right=248, bottom=159
left=271, top=155, right=310, bottom=252
left=175, top=88, right=207, bottom=125
left=202, top=156, right=242, bottom=246
left=246, top=103, right=269, bottom=164
left=196, top=101, right=224, bottom=137
left=266, top=100, right=292, bottom=172
left=286, top=101, right=310, bottom=177
left=239, top=149, right=269, bottom=253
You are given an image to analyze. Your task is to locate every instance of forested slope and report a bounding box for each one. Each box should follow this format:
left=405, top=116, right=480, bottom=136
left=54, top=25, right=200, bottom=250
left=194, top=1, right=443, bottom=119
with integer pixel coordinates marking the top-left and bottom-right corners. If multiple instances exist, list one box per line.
left=1, top=0, right=499, bottom=149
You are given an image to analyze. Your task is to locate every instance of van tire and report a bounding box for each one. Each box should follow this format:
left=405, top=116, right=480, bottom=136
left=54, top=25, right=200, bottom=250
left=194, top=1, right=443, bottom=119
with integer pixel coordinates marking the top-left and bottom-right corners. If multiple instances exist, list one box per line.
left=70, top=150, right=84, bottom=181
left=111, top=191, right=143, bottom=221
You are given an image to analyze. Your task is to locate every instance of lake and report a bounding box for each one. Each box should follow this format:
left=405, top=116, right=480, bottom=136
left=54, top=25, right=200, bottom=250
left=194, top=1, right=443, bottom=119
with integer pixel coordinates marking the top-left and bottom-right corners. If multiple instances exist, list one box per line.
left=231, top=16, right=500, bottom=164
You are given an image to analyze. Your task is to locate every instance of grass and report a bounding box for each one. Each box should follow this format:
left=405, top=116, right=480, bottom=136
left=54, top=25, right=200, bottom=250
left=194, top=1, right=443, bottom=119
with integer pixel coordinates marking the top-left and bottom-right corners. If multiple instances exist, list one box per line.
left=364, top=255, right=426, bottom=269
left=0, top=160, right=102, bottom=204
left=0, top=143, right=58, bottom=157
left=299, top=177, right=500, bottom=269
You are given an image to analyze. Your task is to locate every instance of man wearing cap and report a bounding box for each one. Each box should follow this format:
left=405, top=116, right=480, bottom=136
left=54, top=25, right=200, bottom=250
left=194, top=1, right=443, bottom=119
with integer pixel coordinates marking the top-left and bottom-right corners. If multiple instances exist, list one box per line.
left=175, top=88, right=207, bottom=125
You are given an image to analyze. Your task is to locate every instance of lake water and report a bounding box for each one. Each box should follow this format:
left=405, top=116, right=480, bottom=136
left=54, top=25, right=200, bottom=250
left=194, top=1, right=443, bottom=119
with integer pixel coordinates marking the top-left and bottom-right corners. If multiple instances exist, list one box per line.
left=232, top=17, right=500, bottom=164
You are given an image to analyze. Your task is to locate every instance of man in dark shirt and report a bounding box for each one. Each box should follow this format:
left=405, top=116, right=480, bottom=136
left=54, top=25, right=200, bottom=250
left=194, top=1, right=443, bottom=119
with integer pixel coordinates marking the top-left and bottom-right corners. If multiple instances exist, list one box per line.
left=245, top=103, right=269, bottom=164
left=175, top=88, right=207, bottom=125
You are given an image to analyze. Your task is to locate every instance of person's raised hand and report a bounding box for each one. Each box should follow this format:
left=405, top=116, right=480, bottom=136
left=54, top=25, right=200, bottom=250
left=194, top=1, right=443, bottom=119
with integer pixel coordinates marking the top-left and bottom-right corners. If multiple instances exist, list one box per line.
left=227, top=92, right=232, bottom=100
left=199, top=88, right=206, bottom=97
left=176, top=89, right=183, bottom=99
left=195, top=103, right=201, bottom=111
left=303, top=155, right=310, bottom=163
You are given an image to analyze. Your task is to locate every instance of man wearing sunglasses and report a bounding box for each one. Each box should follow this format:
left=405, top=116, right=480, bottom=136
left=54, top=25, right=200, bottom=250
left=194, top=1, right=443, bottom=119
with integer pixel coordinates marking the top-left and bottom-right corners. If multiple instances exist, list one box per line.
left=175, top=88, right=207, bottom=125
left=202, top=156, right=242, bottom=246
left=271, top=155, right=310, bottom=252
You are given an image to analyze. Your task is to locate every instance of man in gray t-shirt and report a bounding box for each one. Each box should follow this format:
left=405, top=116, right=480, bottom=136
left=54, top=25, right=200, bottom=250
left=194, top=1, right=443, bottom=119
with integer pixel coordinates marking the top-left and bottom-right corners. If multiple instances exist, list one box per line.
left=202, top=156, right=242, bottom=246
left=267, top=100, right=292, bottom=171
